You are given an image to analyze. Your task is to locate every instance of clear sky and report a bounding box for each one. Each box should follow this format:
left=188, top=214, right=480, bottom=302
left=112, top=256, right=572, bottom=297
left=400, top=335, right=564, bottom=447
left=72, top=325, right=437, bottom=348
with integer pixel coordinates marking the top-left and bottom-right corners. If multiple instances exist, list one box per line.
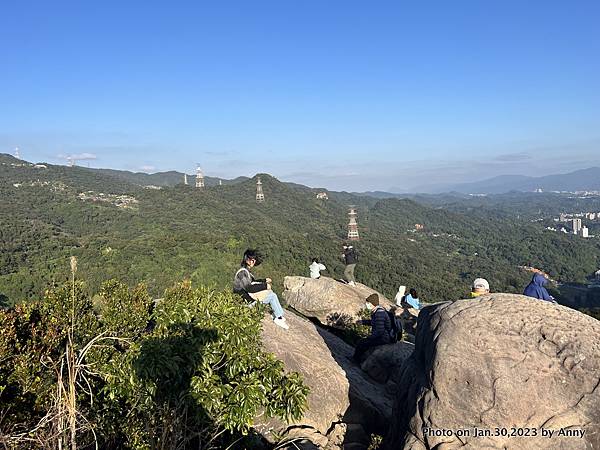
left=1, top=1, right=599, bottom=192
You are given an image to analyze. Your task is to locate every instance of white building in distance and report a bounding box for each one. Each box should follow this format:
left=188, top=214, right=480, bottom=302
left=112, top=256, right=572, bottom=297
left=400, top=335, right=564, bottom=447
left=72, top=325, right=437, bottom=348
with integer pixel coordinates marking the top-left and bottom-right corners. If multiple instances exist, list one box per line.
left=572, top=218, right=582, bottom=234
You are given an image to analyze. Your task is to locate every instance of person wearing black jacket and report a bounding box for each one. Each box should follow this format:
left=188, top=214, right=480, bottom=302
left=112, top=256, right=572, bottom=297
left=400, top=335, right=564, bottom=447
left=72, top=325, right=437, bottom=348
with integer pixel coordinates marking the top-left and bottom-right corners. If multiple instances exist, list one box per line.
left=353, top=294, right=392, bottom=362
left=342, top=244, right=358, bottom=286
left=233, top=249, right=289, bottom=329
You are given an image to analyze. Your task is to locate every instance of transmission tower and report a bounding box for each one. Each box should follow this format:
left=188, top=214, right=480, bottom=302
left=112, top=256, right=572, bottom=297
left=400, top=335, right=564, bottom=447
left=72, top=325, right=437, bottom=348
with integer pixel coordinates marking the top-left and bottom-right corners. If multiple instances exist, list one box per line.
left=347, top=206, right=360, bottom=241
left=256, top=177, right=265, bottom=203
left=196, top=165, right=204, bottom=188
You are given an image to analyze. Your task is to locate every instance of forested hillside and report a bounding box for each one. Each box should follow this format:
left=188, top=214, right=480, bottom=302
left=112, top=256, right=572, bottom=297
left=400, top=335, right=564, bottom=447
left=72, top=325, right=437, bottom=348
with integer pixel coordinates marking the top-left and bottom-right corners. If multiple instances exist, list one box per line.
left=2, top=154, right=600, bottom=307
left=90, top=167, right=249, bottom=187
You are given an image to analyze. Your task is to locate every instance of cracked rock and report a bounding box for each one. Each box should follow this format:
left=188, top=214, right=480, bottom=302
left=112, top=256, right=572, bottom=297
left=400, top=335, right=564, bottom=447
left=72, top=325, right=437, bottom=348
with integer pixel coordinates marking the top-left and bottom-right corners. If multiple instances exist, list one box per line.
left=384, top=294, right=600, bottom=450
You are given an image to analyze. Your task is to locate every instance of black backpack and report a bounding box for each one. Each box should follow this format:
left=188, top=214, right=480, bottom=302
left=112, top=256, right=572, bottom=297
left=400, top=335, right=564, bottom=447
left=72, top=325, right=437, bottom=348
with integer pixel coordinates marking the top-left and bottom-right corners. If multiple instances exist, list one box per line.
left=388, top=310, right=402, bottom=342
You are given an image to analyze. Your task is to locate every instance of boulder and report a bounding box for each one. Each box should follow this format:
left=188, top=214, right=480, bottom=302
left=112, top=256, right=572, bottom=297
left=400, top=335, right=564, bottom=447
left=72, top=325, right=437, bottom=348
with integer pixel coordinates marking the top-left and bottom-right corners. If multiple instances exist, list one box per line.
left=384, top=294, right=600, bottom=450
left=283, top=276, right=393, bottom=327
left=256, top=310, right=394, bottom=448
left=360, top=341, right=414, bottom=384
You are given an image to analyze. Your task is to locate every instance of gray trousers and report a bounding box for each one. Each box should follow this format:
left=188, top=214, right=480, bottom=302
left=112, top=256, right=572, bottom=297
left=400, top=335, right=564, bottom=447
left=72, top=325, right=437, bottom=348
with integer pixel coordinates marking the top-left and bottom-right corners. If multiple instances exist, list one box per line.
left=344, top=264, right=356, bottom=283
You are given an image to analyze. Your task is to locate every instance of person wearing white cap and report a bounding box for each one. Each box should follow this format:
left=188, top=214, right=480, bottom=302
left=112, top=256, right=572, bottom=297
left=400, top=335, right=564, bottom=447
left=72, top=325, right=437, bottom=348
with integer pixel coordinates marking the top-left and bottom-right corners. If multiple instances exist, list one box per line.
left=471, top=278, right=490, bottom=297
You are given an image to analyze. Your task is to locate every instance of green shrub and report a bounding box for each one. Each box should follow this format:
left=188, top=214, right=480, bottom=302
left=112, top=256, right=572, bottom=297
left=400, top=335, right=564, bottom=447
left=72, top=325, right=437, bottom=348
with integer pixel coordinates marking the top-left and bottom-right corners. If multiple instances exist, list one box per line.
left=0, top=279, right=308, bottom=449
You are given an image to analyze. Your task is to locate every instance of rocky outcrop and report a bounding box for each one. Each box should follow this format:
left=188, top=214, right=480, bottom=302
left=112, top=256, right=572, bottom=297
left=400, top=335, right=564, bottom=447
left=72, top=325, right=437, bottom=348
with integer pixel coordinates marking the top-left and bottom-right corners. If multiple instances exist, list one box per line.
left=399, top=307, right=419, bottom=336
left=257, top=311, right=395, bottom=449
left=360, top=341, right=414, bottom=384
left=283, top=276, right=393, bottom=327
left=384, top=294, right=600, bottom=450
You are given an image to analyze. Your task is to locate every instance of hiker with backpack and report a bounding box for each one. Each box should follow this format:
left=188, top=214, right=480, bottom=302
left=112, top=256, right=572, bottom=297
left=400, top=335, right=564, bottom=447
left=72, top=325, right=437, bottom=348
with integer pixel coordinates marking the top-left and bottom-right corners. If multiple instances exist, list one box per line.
left=341, top=244, right=359, bottom=286
left=353, top=294, right=401, bottom=363
left=233, top=249, right=289, bottom=330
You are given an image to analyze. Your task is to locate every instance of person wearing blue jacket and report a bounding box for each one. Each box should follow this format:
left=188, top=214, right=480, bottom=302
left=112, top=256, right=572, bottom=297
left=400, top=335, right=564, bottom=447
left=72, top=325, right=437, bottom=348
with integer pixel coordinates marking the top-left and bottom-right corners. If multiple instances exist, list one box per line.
left=523, top=273, right=555, bottom=302
left=404, top=288, right=421, bottom=310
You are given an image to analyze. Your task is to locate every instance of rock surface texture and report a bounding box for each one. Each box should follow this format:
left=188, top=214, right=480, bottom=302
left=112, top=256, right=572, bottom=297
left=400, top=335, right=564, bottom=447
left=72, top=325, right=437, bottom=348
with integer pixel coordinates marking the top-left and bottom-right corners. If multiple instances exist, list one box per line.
left=360, top=341, right=415, bottom=384
left=283, top=276, right=393, bottom=327
left=257, top=311, right=397, bottom=449
left=384, top=294, right=600, bottom=450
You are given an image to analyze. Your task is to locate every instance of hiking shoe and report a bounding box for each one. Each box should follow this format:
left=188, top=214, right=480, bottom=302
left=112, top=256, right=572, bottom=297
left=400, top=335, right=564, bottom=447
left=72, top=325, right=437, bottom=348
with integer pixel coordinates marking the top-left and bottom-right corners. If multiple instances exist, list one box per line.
left=273, top=317, right=289, bottom=330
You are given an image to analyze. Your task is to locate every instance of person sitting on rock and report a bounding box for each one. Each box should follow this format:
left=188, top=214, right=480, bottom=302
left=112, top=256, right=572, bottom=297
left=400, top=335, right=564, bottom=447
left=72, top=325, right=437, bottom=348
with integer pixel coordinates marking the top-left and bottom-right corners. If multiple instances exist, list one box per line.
left=403, top=288, right=421, bottom=310
left=523, top=273, right=556, bottom=303
left=233, top=249, right=289, bottom=329
left=309, top=257, right=327, bottom=279
left=353, top=294, right=392, bottom=363
left=394, top=285, right=407, bottom=306
left=470, top=278, right=490, bottom=297
left=341, top=244, right=358, bottom=286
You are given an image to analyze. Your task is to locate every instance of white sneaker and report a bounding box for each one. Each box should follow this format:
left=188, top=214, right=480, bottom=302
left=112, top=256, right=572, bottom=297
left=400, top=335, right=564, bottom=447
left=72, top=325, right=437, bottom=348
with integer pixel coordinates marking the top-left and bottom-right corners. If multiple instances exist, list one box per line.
left=247, top=300, right=257, bottom=308
left=273, top=317, right=289, bottom=330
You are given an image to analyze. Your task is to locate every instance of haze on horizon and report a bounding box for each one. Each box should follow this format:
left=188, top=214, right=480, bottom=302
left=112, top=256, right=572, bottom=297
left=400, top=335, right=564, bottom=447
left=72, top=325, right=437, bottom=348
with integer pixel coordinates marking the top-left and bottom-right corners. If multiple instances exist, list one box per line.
left=1, top=1, right=599, bottom=193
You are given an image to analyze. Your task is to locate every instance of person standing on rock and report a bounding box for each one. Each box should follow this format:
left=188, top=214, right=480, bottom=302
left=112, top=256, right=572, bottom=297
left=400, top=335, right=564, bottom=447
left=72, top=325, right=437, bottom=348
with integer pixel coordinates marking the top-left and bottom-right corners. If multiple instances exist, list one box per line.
left=233, top=249, right=289, bottom=329
left=341, top=244, right=358, bottom=286
left=353, top=294, right=392, bottom=363
left=309, top=258, right=327, bottom=279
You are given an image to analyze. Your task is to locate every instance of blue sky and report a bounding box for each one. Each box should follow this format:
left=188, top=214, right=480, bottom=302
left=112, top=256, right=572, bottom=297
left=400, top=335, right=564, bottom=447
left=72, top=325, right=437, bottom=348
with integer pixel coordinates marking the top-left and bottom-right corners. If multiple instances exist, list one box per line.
left=1, top=1, right=599, bottom=192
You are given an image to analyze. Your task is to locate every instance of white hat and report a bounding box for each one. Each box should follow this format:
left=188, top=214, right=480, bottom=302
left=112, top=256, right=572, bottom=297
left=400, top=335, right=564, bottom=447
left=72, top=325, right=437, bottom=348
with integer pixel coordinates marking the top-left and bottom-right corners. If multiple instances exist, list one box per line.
left=472, top=278, right=490, bottom=291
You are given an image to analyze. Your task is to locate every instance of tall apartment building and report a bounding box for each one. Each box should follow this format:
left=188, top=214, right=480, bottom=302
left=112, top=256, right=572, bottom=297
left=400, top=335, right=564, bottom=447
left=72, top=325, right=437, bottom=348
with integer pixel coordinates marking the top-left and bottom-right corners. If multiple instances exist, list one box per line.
left=572, top=218, right=582, bottom=234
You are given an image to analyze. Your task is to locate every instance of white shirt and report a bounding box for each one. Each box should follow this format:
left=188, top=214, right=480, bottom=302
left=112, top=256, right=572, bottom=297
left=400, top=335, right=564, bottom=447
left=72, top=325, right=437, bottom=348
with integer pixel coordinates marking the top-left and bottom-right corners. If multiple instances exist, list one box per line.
left=394, top=286, right=407, bottom=306
left=309, top=262, right=326, bottom=279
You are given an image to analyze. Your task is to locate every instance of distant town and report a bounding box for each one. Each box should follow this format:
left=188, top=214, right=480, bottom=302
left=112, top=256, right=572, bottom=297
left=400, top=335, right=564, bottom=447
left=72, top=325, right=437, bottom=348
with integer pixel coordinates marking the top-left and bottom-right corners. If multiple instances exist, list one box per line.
left=543, top=212, right=600, bottom=238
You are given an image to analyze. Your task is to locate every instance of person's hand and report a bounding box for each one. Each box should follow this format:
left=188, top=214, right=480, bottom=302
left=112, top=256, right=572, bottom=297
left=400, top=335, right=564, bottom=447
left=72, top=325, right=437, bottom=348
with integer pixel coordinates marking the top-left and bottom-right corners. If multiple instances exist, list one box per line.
left=266, top=277, right=272, bottom=284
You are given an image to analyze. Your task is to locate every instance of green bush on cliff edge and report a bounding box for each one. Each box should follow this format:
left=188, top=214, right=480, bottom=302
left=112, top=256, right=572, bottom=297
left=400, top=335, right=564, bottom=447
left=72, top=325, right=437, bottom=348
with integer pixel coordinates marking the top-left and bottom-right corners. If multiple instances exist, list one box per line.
left=0, top=279, right=309, bottom=449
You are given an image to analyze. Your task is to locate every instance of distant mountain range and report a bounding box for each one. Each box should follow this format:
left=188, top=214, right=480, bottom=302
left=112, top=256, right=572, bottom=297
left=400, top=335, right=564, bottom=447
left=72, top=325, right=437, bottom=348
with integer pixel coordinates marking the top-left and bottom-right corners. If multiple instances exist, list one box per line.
left=412, top=167, right=600, bottom=194
left=4, top=152, right=600, bottom=196
left=0, top=153, right=249, bottom=188
left=90, top=167, right=249, bottom=188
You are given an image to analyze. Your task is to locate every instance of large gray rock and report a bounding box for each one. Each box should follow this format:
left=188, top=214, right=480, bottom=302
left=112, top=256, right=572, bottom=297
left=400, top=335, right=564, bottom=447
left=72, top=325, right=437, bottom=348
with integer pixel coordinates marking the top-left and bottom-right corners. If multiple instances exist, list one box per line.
left=361, top=341, right=415, bottom=384
left=283, top=276, right=393, bottom=327
left=256, top=311, right=394, bottom=448
left=384, top=294, right=600, bottom=450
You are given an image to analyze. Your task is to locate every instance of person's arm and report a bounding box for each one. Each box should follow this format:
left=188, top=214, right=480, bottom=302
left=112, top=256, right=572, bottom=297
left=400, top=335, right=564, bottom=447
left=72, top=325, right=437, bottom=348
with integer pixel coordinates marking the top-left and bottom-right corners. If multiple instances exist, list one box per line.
left=319, top=263, right=326, bottom=271
left=541, top=288, right=554, bottom=302
left=247, top=282, right=268, bottom=293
